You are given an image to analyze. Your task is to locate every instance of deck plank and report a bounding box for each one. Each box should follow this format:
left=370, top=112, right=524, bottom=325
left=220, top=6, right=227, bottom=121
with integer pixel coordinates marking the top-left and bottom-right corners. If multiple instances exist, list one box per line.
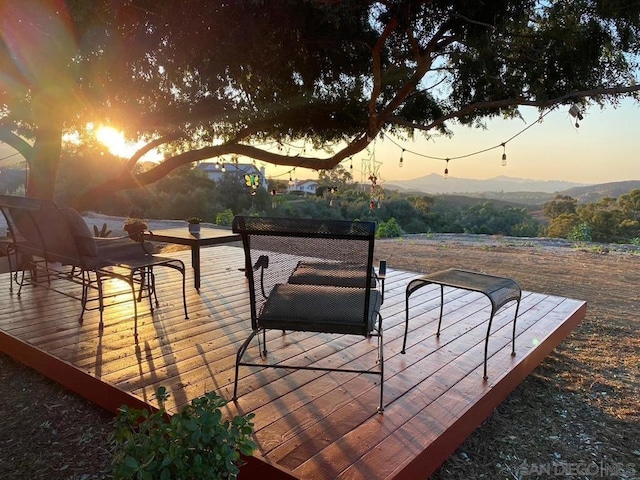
left=0, top=244, right=586, bottom=479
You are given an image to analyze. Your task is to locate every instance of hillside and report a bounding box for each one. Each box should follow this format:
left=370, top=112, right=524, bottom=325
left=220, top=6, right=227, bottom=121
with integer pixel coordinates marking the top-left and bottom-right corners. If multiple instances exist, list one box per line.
left=385, top=173, right=586, bottom=195
left=385, top=177, right=640, bottom=208
left=558, top=180, right=640, bottom=203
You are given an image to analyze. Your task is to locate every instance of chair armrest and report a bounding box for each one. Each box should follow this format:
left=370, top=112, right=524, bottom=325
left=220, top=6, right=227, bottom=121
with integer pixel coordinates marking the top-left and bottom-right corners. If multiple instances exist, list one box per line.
left=377, top=260, right=387, bottom=279
left=253, top=255, right=269, bottom=299
left=376, top=260, right=387, bottom=303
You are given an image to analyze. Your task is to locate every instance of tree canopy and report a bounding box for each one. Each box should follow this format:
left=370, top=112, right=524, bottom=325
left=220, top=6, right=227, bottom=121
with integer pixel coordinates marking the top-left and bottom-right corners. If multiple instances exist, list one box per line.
left=2, top=0, right=639, bottom=205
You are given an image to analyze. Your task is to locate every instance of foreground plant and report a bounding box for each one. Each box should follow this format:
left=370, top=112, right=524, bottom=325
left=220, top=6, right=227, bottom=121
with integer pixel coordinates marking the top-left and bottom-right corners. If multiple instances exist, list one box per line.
left=109, top=387, right=256, bottom=480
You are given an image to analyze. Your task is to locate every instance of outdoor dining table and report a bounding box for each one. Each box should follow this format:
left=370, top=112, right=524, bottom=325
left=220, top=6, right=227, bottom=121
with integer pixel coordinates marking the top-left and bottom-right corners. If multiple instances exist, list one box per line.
left=143, top=227, right=240, bottom=290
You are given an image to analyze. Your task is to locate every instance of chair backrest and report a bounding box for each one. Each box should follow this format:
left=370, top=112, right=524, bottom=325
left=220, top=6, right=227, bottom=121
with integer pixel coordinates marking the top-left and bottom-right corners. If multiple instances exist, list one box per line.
left=0, top=195, right=92, bottom=265
left=232, top=216, right=379, bottom=335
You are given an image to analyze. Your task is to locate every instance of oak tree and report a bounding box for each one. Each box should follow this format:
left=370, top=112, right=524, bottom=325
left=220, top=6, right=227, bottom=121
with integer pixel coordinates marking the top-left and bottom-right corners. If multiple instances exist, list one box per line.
left=2, top=1, right=639, bottom=206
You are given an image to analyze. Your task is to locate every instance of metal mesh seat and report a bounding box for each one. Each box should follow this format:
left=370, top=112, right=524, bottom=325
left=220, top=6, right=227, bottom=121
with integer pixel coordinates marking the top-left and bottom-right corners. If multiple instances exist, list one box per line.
left=232, top=215, right=386, bottom=413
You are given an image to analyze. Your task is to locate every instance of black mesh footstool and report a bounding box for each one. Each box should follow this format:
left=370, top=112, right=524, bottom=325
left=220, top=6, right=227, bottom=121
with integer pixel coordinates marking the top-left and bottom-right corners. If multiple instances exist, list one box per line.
left=403, top=268, right=521, bottom=379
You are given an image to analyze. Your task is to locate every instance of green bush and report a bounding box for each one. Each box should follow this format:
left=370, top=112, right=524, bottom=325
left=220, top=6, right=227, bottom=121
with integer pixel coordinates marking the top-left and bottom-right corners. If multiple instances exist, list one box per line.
left=109, top=387, right=256, bottom=480
left=216, top=209, right=235, bottom=226
left=568, top=222, right=592, bottom=242
left=376, top=217, right=402, bottom=238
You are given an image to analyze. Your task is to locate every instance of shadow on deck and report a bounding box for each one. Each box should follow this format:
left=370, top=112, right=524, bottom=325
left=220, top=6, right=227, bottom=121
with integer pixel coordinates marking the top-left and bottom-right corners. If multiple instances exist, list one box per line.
left=0, top=245, right=586, bottom=479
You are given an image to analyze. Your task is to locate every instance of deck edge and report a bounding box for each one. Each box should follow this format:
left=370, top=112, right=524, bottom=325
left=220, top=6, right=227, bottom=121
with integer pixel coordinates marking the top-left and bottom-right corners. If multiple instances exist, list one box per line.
left=392, top=300, right=587, bottom=480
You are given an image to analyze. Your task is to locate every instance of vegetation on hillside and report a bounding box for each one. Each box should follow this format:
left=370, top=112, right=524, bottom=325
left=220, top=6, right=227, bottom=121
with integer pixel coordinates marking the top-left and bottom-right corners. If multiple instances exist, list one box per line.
left=4, top=155, right=639, bottom=245
left=544, top=190, right=640, bottom=244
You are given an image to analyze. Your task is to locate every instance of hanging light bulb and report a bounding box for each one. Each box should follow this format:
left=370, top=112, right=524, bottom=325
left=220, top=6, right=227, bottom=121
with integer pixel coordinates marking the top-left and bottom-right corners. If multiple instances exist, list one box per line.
left=399, top=149, right=404, bottom=168
left=215, top=160, right=220, bottom=169
left=501, top=143, right=507, bottom=167
left=288, top=172, right=294, bottom=186
left=568, top=104, right=583, bottom=128
left=221, top=163, right=226, bottom=173
left=350, top=157, right=353, bottom=171
left=444, top=159, right=449, bottom=179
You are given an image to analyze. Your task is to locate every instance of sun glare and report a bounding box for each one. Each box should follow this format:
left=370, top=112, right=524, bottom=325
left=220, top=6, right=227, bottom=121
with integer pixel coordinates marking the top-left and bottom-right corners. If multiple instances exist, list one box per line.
left=94, top=125, right=163, bottom=161
left=96, top=126, right=127, bottom=156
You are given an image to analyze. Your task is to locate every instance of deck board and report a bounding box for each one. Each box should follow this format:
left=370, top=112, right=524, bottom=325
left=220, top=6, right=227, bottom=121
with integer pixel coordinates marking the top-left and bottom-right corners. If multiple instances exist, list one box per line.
left=0, top=244, right=586, bottom=479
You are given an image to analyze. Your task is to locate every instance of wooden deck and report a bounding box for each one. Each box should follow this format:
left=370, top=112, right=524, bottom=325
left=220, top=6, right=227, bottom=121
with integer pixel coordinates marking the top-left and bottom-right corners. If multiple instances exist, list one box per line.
left=0, top=245, right=586, bottom=479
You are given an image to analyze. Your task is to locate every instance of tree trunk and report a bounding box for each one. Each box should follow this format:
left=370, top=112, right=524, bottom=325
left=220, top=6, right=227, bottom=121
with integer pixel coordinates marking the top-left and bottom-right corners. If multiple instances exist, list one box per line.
left=27, top=121, right=63, bottom=200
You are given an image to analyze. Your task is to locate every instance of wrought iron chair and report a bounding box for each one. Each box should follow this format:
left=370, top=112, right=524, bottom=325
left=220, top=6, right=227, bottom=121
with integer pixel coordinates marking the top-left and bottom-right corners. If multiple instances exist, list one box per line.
left=232, top=216, right=386, bottom=413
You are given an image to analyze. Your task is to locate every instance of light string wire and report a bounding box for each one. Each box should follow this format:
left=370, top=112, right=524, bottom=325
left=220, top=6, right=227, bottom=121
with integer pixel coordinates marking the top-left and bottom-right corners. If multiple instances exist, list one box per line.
left=0, top=152, right=22, bottom=162
left=383, top=107, right=556, bottom=167
left=266, top=107, right=558, bottom=182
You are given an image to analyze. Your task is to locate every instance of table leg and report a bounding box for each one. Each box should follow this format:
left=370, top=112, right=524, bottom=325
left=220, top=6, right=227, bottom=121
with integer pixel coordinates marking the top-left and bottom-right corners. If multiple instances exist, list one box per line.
left=191, top=245, right=201, bottom=290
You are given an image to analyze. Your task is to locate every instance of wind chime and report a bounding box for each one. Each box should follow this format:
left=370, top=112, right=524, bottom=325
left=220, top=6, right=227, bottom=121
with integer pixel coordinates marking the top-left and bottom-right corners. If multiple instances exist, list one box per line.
left=361, top=146, right=384, bottom=210
left=369, top=174, right=378, bottom=210
left=244, top=173, right=260, bottom=195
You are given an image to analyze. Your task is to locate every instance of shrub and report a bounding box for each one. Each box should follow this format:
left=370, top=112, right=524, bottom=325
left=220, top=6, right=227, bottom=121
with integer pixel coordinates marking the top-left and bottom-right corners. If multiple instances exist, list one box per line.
left=216, top=209, right=235, bottom=226
left=376, top=217, right=402, bottom=238
left=109, top=387, right=256, bottom=480
left=568, top=222, right=592, bottom=242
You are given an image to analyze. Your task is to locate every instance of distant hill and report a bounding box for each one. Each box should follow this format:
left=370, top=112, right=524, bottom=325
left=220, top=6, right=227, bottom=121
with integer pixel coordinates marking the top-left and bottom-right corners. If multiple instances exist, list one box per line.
left=558, top=180, right=640, bottom=203
left=385, top=174, right=586, bottom=195
left=385, top=175, right=640, bottom=206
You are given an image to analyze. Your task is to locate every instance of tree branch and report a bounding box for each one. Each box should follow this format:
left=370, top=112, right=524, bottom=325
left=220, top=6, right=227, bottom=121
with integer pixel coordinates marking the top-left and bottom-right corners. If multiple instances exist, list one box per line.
left=413, top=85, right=640, bottom=132
left=0, top=127, right=34, bottom=164
left=74, top=136, right=371, bottom=207
left=123, top=131, right=187, bottom=171
left=369, top=11, right=399, bottom=139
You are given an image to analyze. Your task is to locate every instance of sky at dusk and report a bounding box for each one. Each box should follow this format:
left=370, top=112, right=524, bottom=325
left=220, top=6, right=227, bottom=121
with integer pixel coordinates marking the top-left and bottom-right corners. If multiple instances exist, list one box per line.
left=1, top=100, right=636, bottom=188
left=270, top=98, right=639, bottom=187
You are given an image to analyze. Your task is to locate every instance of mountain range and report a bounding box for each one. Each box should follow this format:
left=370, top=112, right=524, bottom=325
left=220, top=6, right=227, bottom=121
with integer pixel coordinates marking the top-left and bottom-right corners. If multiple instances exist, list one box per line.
left=384, top=174, right=640, bottom=205
left=384, top=174, right=587, bottom=195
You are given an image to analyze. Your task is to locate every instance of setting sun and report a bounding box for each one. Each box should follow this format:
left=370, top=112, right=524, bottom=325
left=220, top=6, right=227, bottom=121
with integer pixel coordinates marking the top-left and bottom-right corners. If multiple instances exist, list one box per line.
left=94, top=125, right=162, bottom=161
left=96, top=125, right=129, bottom=157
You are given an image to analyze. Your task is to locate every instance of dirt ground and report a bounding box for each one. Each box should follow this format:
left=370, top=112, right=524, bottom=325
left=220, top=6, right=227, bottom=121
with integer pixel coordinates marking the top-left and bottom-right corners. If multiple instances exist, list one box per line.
left=1, top=234, right=639, bottom=479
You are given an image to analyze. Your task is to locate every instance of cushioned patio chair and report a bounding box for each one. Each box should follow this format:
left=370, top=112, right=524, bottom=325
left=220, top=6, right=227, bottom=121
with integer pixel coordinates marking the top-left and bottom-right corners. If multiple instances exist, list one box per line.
left=0, top=194, right=188, bottom=338
left=232, top=215, right=386, bottom=413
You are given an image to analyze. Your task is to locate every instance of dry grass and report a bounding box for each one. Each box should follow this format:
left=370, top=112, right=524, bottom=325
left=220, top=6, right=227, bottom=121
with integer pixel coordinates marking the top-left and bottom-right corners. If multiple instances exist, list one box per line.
left=375, top=237, right=640, bottom=479
left=1, top=237, right=639, bottom=479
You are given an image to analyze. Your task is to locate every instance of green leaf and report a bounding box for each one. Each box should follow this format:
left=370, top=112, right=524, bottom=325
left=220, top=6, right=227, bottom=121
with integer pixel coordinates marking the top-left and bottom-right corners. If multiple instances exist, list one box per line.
left=124, top=455, right=139, bottom=469
left=183, top=419, right=198, bottom=432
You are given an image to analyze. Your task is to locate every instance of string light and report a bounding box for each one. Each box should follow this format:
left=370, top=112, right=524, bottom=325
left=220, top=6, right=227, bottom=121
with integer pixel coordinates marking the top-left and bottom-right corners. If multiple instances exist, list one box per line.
left=288, top=171, right=294, bottom=186
left=444, top=159, right=449, bottom=179
left=568, top=104, right=583, bottom=128
left=350, top=157, right=353, bottom=171
left=382, top=107, right=556, bottom=173
left=501, top=143, right=507, bottom=167
left=399, top=148, right=404, bottom=168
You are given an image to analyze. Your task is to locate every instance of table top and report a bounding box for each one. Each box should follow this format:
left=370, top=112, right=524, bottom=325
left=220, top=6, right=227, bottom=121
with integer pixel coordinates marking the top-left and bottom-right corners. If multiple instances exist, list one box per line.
left=144, top=227, right=240, bottom=246
left=420, top=268, right=520, bottom=291
left=410, top=268, right=521, bottom=305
